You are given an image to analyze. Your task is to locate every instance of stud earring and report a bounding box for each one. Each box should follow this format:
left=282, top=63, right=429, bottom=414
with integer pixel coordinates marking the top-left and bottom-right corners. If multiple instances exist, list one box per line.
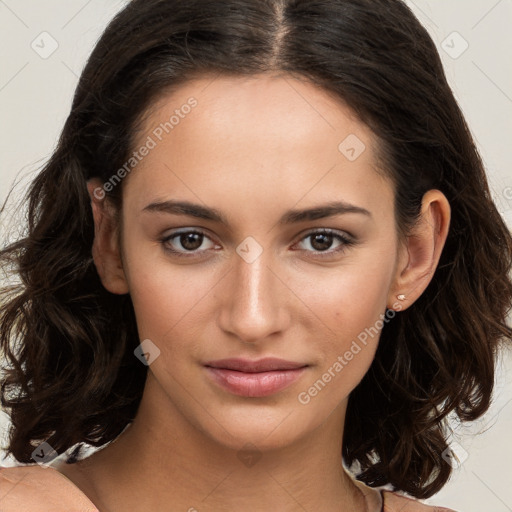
left=397, top=294, right=406, bottom=301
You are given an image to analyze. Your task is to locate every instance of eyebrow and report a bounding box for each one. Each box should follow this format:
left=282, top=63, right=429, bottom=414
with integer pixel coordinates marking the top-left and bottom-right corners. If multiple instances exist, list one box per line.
left=142, top=199, right=372, bottom=225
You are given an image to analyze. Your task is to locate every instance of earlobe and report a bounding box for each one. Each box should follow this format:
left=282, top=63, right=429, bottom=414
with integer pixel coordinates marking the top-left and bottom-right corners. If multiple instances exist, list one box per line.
left=86, top=178, right=129, bottom=295
left=387, top=189, right=451, bottom=311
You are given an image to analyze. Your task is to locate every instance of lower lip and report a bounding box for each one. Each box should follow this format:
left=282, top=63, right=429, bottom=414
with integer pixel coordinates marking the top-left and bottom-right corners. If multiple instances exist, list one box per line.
left=205, top=367, right=307, bottom=397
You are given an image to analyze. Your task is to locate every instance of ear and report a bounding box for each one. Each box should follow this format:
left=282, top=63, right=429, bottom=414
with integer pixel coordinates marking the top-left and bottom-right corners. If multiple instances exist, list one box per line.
left=86, top=178, right=129, bottom=295
left=387, top=189, right=451, bottom=311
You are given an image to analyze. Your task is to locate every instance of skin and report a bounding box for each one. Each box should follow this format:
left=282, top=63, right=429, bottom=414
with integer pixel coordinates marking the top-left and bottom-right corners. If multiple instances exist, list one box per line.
left=56, top=73, right=450, bottom=512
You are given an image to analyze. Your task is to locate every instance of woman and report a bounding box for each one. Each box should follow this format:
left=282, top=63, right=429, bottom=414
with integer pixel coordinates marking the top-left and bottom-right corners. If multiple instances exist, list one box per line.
left=1, top=0, right=511, bottom=511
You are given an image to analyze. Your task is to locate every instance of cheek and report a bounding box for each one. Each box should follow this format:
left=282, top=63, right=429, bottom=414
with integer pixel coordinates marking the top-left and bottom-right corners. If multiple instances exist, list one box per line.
left=293, top=292, right=387, bottom=413
left=297, top=257, right=394, bottom=339
left=128, top=270, right=211, bottom=345
left=292, top=251, right=396, bottom=390
left=120, top=237, right=208, bottom=340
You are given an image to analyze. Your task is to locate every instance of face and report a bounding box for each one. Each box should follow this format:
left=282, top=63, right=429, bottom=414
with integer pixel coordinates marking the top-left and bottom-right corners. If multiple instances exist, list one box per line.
left=103, top=74, right=406, bottom=451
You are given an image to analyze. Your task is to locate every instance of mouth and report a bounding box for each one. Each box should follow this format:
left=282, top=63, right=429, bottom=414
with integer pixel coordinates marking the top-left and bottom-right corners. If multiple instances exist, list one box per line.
left=203, top=358, right=308, bottom=397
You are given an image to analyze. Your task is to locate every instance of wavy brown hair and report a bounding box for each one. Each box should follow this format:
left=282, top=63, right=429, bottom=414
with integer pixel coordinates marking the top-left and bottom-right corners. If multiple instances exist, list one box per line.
left=1, top=0, right=511, bottom=500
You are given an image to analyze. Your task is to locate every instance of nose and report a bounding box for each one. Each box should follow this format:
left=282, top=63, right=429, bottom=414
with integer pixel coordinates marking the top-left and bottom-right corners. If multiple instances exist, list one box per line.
left=217, top=245, right=291, bottom=344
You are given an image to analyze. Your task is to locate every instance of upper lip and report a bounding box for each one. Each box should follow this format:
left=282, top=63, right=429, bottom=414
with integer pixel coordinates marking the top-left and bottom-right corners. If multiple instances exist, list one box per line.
left=204, top=358, right=308, bottom=373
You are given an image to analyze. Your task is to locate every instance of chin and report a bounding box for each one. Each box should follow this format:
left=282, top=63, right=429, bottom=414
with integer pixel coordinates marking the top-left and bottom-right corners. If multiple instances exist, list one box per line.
left=191, top=399, right=334, bottom=454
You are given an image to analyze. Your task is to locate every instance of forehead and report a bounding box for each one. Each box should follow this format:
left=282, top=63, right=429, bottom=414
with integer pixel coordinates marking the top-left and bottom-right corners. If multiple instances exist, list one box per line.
left=138, top=73, right=369, bottom=150
left=125, top=74, right=392, bottom=221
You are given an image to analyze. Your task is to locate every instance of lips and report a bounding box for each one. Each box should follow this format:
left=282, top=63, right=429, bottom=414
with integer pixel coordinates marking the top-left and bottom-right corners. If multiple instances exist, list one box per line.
left=204, top=358, right=307, bottom=373
left=204, top=358, right=308, bottom=397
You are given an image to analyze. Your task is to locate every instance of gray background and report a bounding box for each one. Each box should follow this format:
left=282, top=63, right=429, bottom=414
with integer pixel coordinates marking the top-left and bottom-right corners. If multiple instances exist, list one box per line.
left=0, top=1, right=511, bottom=510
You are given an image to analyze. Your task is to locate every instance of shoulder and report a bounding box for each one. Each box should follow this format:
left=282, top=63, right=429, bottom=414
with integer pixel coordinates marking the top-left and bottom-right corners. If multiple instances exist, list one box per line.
left=0, top=464, right=98, bottom=512
left=382, top=490, right=457, bottom=511
left=353, top=477, right=457, bottom=512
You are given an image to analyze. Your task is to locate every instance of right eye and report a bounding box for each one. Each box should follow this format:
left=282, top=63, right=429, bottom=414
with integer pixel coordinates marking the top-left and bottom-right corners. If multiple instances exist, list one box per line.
left=160, top=229, right=219, bottom=258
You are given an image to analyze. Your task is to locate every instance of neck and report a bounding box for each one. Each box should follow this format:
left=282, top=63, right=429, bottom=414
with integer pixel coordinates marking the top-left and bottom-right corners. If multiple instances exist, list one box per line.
left=58, top=375, right=367, bottom=512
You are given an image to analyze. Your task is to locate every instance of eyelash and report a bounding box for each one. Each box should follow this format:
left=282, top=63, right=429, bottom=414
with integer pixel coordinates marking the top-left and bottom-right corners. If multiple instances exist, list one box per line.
left=160, top=228, right=356, bottom=259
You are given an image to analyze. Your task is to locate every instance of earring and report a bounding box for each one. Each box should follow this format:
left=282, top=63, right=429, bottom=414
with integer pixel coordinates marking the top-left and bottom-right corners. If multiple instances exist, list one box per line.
left=397, top=294, right=406, bottom=301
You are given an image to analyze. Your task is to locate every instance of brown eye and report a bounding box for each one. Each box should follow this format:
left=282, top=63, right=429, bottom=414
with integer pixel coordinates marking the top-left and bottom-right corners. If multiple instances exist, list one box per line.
left=296, top=229, right=355, bottom=257
left=180, top=232, right=204, bottom=251
left=161, top=229, right=217, bottom=257
left=309, top=233, right=335, bottom=251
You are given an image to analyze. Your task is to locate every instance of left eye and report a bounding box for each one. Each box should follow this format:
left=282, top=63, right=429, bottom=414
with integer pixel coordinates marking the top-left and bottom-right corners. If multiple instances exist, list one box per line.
left=296, top=230, right=353, bottom=254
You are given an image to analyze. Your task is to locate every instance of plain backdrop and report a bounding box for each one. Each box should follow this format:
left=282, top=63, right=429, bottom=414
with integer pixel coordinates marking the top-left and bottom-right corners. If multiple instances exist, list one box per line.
left=0, top=1, right=511, bottom=511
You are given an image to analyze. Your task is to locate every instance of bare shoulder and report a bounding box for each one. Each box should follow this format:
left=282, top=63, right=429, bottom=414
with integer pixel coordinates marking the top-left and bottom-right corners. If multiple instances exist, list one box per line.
left=352, top=476, right=457, bottom=512
left=0, top=465, right=98, bottom=512
left=383, top=490, right=457, bottom=511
